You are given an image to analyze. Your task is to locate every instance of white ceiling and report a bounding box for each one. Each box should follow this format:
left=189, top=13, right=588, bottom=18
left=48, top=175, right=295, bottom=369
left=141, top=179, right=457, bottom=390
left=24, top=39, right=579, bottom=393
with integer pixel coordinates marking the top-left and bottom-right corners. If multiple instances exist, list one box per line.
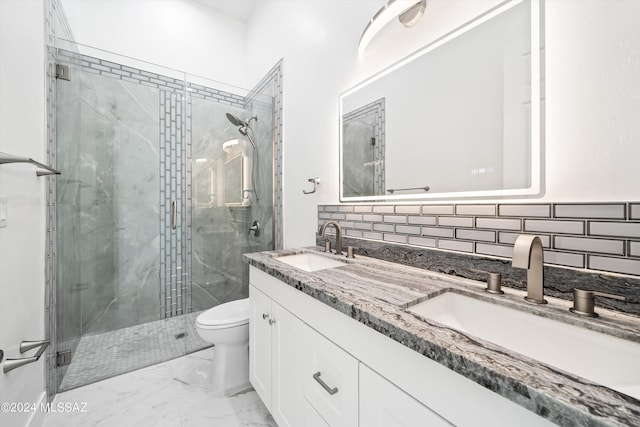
left=192, top=0, right=258, bottom=23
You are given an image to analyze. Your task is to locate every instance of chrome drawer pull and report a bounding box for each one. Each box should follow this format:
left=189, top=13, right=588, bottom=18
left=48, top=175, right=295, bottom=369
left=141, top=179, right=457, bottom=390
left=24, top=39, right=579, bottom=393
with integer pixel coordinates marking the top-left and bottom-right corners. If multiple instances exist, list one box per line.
left=313, top=371, right=338, bottom=395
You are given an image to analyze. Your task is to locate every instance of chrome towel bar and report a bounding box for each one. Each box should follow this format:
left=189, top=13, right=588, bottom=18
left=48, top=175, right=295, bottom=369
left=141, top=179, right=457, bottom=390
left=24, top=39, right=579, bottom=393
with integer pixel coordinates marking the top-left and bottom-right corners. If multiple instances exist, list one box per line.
left=3, top=340, right=50, bottom=374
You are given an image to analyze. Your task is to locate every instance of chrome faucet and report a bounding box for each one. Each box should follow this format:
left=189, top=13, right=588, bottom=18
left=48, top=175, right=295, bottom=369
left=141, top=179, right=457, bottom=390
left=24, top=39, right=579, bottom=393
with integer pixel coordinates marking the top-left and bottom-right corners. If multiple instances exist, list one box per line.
left=319, top=221, right=343, bottom=254
left=512, top=235, right=547, bottom=304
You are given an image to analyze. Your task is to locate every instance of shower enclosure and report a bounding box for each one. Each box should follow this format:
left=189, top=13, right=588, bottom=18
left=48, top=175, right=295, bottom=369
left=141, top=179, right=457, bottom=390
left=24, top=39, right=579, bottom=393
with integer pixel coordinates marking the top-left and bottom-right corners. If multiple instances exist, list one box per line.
left=53, top=43, right=278, bottom=391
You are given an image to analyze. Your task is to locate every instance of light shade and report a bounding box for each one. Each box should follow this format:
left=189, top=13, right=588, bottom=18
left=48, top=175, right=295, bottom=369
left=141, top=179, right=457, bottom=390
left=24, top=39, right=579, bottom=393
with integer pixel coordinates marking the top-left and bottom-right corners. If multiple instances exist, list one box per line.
left=358, top=0, right=424, bottom=57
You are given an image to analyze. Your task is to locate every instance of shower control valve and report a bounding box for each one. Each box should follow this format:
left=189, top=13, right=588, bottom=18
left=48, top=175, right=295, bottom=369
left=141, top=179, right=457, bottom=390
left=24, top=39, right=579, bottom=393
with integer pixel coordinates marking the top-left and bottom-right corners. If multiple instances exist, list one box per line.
left=248, top=220, right=260, bottom=237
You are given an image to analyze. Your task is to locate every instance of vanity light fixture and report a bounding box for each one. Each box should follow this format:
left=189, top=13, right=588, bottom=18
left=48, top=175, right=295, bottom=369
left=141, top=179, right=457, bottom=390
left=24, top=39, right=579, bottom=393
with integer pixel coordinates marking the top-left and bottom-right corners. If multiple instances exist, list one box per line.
left=222, top=139, right=240, bottom=153
left=358, top=0, right=427, bottom=57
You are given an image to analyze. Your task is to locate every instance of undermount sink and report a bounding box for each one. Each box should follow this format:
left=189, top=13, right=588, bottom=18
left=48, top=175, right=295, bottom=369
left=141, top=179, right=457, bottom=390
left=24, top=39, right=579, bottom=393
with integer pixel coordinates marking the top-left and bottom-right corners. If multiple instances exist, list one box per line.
left=407, top=291, right=640, bottom=400
left=276, top=252, right=346, bottom=272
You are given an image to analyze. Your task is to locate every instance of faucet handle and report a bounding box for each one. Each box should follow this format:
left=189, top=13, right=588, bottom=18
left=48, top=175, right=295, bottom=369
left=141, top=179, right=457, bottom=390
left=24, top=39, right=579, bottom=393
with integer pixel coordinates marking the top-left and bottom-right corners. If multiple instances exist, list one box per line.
left=471, top=269, right=503, bottom=294
left=570, top=288, right=626, bottom=318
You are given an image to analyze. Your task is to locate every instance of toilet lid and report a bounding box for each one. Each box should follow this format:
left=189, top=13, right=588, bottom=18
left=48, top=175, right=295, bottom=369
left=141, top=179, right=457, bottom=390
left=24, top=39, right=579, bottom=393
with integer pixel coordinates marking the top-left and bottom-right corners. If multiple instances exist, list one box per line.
left=196, top=298, right=249, bottom=328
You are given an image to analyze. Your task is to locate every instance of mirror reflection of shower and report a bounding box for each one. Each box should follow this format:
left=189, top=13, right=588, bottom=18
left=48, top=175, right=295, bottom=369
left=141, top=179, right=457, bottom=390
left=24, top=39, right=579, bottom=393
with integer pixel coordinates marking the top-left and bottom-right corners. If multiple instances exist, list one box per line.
left=225, top=113, right=259, bottom=202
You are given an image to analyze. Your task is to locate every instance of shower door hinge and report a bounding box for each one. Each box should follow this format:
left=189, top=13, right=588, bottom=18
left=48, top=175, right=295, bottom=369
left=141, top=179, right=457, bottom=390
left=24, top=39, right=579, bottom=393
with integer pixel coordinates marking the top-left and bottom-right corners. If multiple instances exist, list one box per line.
left=56, top=350, right=72, bottom=367
left=55, top=64, right=71, bottom=81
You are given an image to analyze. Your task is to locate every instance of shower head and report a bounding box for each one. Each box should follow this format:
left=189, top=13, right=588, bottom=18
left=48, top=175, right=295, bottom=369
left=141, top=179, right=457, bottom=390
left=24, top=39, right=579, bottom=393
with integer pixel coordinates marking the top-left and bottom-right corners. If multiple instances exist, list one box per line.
left=225, top=113, right=258, bottom=128
left=225, top=113, right=244, bottom=127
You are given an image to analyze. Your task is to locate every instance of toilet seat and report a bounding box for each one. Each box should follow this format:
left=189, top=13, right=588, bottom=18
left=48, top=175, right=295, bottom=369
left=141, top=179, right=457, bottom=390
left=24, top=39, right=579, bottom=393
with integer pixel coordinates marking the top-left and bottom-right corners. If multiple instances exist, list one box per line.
left=196, top=298, right=249, bottom=330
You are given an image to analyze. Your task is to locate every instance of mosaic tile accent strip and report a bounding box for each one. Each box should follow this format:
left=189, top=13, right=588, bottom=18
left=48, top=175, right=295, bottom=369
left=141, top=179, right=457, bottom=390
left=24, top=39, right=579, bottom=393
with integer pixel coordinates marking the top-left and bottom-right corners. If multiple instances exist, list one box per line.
left=57, top=50, right=245, bottom=108
left=318, top=202, right=640, bottom=279
left=159, top=90, right=191, bottom=319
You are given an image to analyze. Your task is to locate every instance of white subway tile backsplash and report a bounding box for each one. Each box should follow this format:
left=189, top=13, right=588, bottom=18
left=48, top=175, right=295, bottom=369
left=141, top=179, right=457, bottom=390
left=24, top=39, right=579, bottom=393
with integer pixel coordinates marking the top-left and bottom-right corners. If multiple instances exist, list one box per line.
left=498, top=232, right=551, bottom=247
left=395, top=205, right=421, bottom=214
left=353, top=222, right=373, bottom=231
left=396, top=225, right=422, bottom=235
left=525, top=219, right=584, bottom=235
left=408, top=236, right=437, bottom=248
left=384, top=234, right=407, bottom=244
left=589, top=256, right=640, bottom=276
left=554, top=236, right=624, bottom=255
left=373, top=223, right=395, bottom=232
left=476, top=243, right=513, bottom=258
left=589, top=222, right=640, bottom=238
left=439, top=217, right=473, bottom=227
left=408, top=216, right=437, bottom=226
left=456, top=229, right=495, bottom=242
left=456, top=204, right=496, bottom=216
left=354, top=205, right=372, bottom=213
left=384, top=215, right=407, bottom=224
left=363, top=231, right=383, bottom=240
left=544, top=251, right=585, bottom=268
left=438, top=239, right=473, bottom=252
left=422, top=227, right=454, bottom=238
left=346, top=229, right=363, bottom=238
left=318, top=202, right=640, bottom=278
left=422, top=205, right=454, bottom=215
left=498, top=204, right=550, bottom=217
left=373, top=206, right=395, bottom=214
left=476, top=218, right=521, bottom=231
left=554, top=203, right=626, bottom=219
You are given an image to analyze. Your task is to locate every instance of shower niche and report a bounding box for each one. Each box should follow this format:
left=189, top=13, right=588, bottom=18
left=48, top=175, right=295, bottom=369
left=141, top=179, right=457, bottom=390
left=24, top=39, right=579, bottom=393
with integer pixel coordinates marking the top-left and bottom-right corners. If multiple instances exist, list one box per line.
left=53, top=44, right=277, bottom=391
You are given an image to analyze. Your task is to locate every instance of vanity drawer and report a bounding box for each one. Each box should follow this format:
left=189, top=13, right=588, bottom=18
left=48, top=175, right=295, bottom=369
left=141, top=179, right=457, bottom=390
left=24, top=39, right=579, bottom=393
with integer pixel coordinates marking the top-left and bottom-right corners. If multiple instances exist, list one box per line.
left=303, top=328, right=359, bottom=427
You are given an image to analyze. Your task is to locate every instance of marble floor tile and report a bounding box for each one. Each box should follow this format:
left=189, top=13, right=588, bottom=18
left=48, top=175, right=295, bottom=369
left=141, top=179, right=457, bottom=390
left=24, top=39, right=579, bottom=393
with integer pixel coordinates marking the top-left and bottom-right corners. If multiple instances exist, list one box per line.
left=43, top=348, right=275, bottom=427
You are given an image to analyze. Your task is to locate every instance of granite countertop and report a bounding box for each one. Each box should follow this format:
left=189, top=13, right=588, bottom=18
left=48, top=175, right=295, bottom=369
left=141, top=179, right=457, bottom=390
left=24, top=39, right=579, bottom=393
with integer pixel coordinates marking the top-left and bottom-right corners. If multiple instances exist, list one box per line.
left=245, top=247, right=640, bottom=427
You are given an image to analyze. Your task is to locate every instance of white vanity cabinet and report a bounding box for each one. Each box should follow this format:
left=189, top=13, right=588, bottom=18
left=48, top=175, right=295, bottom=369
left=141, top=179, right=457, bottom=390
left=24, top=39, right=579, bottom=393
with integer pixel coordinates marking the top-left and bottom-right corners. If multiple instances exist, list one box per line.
left=249, top=266, right=552, bottom=427
left=359, top=363, right=453, bottom=427
left=303, top=329, right=359, bottom=427
left=249, top=285, right=329, bottom=427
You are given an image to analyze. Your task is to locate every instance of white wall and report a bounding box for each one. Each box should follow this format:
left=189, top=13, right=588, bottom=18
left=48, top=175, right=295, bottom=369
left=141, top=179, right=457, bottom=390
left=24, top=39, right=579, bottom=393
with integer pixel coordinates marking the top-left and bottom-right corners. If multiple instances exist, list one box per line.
left=0, top=1, right=47, bottom=426
left=245, top=0, right=382, bottom=248
left=61, top=0, right=249, bottom=86
left=245, top=0, right=640, bottom=248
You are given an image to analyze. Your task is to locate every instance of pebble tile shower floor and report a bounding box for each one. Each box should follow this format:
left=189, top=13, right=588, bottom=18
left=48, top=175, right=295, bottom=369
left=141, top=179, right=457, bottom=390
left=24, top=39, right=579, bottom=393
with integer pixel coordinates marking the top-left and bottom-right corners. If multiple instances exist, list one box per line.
left=59, top=312, right=208, bottom=391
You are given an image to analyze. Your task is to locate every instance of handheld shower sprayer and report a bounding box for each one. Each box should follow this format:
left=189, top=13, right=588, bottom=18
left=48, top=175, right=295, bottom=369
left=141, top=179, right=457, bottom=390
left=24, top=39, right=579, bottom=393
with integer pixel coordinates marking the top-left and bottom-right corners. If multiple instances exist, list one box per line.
left=225, top=113, right=257, bottom=146
left=224, top=112, right=260, bottom=202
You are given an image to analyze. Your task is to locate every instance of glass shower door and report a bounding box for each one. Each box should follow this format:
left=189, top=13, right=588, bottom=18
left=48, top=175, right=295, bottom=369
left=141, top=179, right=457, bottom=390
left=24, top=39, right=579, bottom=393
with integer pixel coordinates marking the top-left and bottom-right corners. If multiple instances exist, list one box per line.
left=55, top=48, right=188, bottom=390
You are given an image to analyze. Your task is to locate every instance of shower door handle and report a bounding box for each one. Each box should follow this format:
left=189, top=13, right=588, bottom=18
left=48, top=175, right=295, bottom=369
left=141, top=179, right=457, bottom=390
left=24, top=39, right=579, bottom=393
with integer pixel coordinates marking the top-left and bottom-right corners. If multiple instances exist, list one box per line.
left=171, top=201, right=177, bottom=230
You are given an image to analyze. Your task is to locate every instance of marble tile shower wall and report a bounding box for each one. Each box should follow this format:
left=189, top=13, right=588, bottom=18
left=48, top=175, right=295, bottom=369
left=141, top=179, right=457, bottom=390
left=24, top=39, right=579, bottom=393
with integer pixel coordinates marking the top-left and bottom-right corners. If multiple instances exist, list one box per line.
left=317, top=203, right=640, bottom=316
left=343, top=98, right=386, bottom=196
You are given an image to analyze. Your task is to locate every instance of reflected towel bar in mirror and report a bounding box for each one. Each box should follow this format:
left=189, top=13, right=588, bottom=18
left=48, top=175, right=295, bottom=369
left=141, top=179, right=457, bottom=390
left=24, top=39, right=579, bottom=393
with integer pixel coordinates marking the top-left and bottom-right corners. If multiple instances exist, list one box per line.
left=0, top=152, right=61, bottom=176
left=387, top=186, right=430, bottom=194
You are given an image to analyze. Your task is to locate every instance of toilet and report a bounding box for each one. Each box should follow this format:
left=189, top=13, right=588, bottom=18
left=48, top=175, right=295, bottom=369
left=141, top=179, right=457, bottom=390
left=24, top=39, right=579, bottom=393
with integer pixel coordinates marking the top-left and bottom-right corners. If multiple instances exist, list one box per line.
left=195, top=297, right=250, bottom=396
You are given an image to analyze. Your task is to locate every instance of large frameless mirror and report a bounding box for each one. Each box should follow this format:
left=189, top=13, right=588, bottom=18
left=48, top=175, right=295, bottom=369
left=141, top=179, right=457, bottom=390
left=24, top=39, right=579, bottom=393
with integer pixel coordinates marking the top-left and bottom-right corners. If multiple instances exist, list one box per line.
left=340, top=0, right=544, bottom=201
